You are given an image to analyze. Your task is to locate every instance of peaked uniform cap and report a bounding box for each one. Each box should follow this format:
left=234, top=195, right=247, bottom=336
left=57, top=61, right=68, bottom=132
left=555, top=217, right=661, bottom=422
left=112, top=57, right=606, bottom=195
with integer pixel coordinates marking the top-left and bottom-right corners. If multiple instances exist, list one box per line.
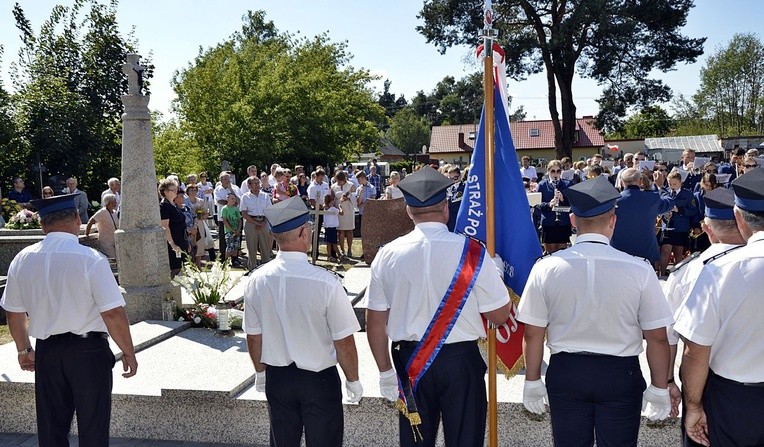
left=29, top=193, right=79, bottom=218
left=731, top=167, right=764, bottom=212
left=562, top=176, right=620, bottom=217
left=703, top=187, right=736, bottom=220
left=264, top=196, right=311, bottom=233
left=397, top=166, right=454, bottom=207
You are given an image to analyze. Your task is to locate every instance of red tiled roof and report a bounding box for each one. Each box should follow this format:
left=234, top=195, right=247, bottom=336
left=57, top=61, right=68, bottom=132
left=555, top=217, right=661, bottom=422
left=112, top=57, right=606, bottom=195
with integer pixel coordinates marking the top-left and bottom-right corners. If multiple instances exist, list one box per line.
left=428, top=118, right=604, bottom=153
left=428, top=124, right=478, bottom=154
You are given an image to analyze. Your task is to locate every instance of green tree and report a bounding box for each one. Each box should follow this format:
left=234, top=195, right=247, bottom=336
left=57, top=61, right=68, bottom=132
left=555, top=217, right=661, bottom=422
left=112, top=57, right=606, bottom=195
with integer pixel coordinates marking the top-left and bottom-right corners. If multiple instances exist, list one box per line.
left=153, top=115, right=207, bottom=178
left=386, top=107, right=432, bottom=155
left=670, top=94, right=716, bottom=136
left=610, top=105, right=675, bottom=139
left=9, top=0, right=150, bottom=198
left=172, top=11, right=385, bottom=175
left=693, top=33, right=764, bottom=137
left=409, top=72, right=525, bottom=126
left=378, top=79, right=408, bottom=121
left=417, top=0, right=704, bottom=159
left=0, top=46, right=24, bottom=195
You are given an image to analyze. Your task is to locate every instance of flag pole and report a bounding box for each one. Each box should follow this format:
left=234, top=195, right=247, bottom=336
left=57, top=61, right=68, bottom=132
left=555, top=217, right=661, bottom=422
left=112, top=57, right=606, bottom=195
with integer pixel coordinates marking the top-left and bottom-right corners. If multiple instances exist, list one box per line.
left=481, top=1, right=499, bottom=446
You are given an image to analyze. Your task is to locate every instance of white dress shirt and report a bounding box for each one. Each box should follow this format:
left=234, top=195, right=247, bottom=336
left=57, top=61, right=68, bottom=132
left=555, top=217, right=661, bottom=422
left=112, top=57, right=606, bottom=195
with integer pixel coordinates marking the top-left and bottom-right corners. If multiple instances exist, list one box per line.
left=663, top=243, right=741, bottom=345
left=213, top=184, right=242, bottom=216
left=518, top=233, right=673, bottom=357
left=306, top=181, right=331, bottom=207
left=239, top=191, right=271, bottom=216
left=1, top=232, right=125, bottom=340
left=367, top=222, right=509, bottom=343
left=674, top=231, right=764, bottom=382
left=520, top=166, right=538, bottom=180
left=243, top=251, right=360, bottom=372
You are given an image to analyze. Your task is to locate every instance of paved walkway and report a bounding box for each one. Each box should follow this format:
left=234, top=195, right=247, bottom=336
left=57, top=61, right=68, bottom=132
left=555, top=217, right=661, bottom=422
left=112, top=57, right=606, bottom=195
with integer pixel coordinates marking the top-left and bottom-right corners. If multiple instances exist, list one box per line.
left=0, top=433, right=264, bottom=447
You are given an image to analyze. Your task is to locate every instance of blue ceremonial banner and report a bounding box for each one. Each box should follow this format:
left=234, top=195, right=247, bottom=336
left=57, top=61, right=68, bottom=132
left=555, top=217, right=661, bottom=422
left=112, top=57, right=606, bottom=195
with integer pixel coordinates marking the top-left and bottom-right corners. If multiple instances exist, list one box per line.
left=454, top=83, right=542, bottom=374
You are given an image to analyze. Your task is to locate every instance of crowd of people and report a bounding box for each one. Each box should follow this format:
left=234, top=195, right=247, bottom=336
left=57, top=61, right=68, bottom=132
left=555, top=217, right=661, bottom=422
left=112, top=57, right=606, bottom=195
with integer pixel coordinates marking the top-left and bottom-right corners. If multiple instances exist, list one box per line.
left=2, top=147, right=763, bottom=446
left=526, top=147, right=762, bottom=276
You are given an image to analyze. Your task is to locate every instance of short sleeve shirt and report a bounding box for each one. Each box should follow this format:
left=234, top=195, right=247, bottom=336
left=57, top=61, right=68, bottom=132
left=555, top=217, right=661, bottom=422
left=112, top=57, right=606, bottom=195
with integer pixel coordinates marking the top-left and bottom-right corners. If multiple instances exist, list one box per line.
left=243, top=251, right=360, bottom=372
left=367, top=222, right=509, bottom=342
left=674, top=232, right=764, bottom=382
left=1, top=232, right=125, bottom=339
left=518, top=233, right=673, bottom=356
left=662, top=243, right=741, bottom=345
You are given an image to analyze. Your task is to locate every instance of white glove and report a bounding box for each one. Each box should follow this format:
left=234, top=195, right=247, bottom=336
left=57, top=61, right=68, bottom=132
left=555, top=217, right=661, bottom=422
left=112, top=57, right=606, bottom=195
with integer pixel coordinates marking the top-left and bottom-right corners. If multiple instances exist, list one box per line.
left=345, top=380, right=363, bottom=403
left=642, top=385, right=671, bottom=421
left=255, top=370, right=266, bottom=392
left=379, top=368, right=399, bottom=402
left=492, top=255, right=505, bottom=277
left=523, top=379, right=548, bottom=414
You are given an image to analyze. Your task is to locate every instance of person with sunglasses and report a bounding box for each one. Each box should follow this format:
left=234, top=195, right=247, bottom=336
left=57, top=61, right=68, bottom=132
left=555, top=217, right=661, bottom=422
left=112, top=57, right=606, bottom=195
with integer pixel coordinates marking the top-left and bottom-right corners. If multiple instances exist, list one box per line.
left=537, top=160, right=573, bottom=254
left=741, top=156, right=759, bottom=173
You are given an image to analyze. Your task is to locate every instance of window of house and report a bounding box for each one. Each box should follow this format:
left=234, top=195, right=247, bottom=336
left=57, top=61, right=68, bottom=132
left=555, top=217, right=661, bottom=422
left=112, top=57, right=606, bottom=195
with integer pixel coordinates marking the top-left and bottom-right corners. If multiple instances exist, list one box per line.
left=529, top=128, right=540, bottom=137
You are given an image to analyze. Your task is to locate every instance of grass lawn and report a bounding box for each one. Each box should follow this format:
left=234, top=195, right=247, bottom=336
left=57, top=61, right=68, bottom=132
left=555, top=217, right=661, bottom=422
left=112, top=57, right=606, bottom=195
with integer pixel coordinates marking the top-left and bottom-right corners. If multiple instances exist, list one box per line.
left=0, top=324, right=12, bottom=345
left=311, top=237, right=365, bottom=271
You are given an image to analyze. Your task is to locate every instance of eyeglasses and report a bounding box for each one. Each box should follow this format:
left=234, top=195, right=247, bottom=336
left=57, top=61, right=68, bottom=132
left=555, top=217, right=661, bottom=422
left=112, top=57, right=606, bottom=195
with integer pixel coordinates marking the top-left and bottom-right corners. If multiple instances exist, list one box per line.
left=705, top=170, right=718, bottom=174
left=549, top=169, right=561, bottom=173
left=656, top=169, right=668, bottom=173
left=744, top=164, right=758, bottom=168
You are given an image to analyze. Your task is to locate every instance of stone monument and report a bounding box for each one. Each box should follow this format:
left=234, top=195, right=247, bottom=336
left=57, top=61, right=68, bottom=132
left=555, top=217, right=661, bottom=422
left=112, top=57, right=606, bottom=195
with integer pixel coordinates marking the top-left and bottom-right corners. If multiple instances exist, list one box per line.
left=115, top=53, right=179, bottom=322
left=360, top=198, right=413, bottom=264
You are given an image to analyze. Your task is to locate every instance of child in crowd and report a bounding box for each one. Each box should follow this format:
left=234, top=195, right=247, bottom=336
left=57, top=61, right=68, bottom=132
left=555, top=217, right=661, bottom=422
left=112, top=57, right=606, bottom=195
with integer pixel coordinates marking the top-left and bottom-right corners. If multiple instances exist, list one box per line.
left=322, top=193, right=343, bottom=263
left=221, top=192, right=243, bottom=267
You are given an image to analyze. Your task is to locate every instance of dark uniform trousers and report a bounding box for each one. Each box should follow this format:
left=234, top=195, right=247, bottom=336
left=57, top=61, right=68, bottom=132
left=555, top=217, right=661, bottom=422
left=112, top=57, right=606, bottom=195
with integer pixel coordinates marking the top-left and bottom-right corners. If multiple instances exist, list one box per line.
left=265, top=363, right=343, bottom=447
left=704, top=370, right=764, bottom=446
left=35, top=333, right=115, bottom=447
left=546, top=352, right=645, bottom=447
left=396, top=340, right=487, bottom=447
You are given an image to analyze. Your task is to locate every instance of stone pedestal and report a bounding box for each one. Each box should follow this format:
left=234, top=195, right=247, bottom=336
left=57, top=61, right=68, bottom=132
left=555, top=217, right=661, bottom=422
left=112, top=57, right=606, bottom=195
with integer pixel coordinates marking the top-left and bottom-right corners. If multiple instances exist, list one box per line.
left=116, top=54, right=179, bottom=323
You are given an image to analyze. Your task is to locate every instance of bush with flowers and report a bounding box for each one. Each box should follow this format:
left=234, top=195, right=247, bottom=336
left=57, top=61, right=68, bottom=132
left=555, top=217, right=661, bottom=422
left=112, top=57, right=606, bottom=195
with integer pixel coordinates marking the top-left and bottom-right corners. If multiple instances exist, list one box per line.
left=4, top=208, right=41, bottom=230
left=1, top=198, right=22, bottom=223
left=171, top=259, right=241, bottom=328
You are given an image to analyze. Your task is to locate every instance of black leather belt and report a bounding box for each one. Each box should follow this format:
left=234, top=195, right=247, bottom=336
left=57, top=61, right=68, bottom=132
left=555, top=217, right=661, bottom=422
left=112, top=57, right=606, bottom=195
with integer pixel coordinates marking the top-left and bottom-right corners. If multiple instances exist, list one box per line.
left=565, top=351, right=608, bottom=356
left=47, top=331, right=109, bottom=341
left=712, top=370, right=764, bottom=387
left=250, top=215, right=265, bottom=221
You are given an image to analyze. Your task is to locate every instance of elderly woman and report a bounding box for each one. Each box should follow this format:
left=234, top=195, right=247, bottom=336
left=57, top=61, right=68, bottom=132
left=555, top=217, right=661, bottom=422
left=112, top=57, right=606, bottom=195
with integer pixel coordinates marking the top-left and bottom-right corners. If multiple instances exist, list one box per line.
left=384, top=171, right=404, bottom=200
left=158, top=178, right=188, bottom=277
left=331, top=170, right=357, bottom=258
left=85, top=193, right=120, bottom=259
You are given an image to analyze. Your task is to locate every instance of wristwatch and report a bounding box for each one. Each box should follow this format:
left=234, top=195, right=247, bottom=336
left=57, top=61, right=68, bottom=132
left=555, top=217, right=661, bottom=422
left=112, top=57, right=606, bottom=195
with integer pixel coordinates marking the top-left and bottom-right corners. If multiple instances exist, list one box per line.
left=18, top=347, right=33, bottom=356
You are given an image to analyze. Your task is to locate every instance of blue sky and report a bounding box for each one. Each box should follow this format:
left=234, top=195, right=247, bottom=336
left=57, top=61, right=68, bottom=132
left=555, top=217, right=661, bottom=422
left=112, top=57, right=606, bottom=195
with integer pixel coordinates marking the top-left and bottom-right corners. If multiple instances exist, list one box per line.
left=1, top=1, right=762, bottom=121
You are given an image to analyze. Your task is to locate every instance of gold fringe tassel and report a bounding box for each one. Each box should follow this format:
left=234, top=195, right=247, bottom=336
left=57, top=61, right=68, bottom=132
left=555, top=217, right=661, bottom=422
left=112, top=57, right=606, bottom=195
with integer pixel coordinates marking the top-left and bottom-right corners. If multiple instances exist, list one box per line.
left=395, top=398, right=423, bottom=442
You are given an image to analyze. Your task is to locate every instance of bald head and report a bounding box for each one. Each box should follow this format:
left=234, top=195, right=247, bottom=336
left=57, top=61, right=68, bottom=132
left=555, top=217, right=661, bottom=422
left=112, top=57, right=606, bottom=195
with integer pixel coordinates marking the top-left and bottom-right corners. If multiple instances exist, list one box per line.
left=620, top=168, right=642, bottom=186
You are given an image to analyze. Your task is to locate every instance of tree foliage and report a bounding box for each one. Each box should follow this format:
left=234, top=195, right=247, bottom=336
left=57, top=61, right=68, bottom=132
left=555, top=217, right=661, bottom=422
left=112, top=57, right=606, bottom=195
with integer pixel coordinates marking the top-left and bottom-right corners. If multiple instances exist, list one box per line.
left=152, top=114, right=207, bottom=178
left=609, top=105, right=674, bottom=139
left=693, top=33, right=764, bottom=136
left=2, top=0, right=150, bottom=199
left=386, top=107, right=432, bottom=155
left=408, top=71, right=525, bottom=127
left=417, top=0, right=704, bottom=158
left=378, top=79, right=408, bottom=122
left=170, top=11, right=385, bottom=176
